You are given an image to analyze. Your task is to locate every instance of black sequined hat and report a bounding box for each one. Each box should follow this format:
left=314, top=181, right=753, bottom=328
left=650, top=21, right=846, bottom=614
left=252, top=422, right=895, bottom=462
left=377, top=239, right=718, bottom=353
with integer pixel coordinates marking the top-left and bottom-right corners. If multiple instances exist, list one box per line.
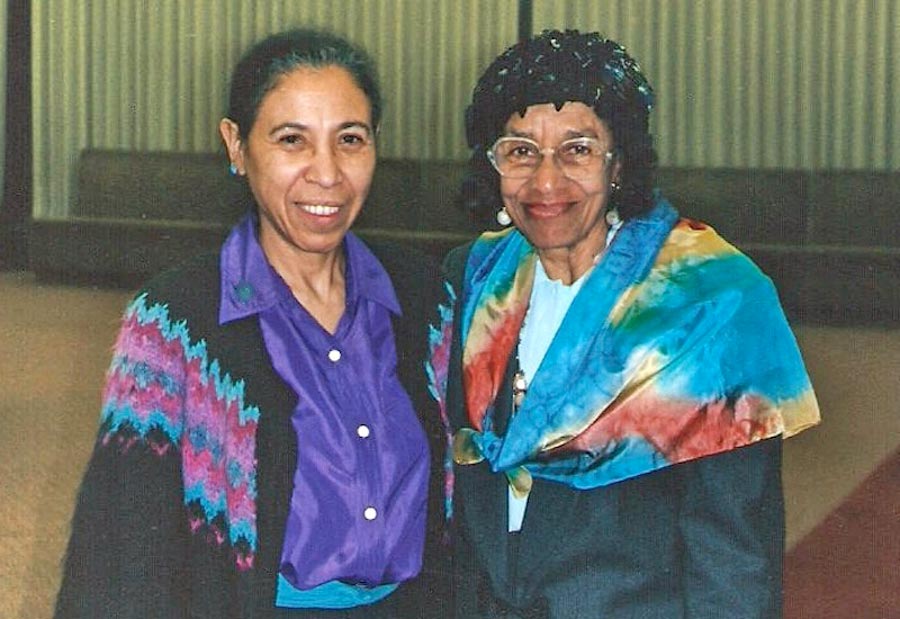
left=465, top=29, right=654, bottom=150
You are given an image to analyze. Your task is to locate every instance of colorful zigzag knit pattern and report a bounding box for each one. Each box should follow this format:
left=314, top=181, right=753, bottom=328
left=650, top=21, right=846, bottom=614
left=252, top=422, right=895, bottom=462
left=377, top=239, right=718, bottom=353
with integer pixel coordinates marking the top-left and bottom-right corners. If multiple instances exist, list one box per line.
left=100, top=293, right=260, bottom=570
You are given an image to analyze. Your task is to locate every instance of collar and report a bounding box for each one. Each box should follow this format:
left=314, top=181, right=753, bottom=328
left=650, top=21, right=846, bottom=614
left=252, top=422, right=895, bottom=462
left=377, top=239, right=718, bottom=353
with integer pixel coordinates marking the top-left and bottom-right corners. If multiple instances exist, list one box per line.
left=219, top=214, right=401, bottom=325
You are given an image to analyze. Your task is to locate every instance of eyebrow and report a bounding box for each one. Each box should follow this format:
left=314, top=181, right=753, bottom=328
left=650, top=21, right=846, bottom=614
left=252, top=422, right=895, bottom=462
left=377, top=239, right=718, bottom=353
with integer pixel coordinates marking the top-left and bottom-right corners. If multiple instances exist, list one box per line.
left=564, top=128, right=600, bottom=139
left=268, top=120, right=373, bottom=137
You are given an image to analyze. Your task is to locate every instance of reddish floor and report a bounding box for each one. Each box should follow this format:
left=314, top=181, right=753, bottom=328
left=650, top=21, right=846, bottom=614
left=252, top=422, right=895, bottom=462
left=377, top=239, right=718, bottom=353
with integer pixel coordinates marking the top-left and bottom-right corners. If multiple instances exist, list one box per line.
left=784, top=447, right=900, bottom=619
left=2, top=271, right=898, bottom=617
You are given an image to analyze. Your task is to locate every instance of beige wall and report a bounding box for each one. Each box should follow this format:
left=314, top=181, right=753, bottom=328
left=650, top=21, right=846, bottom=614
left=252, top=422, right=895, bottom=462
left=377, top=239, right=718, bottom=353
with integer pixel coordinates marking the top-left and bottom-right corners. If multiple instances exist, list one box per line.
left=31, top=0, right=900, bottom=219
left=31, top=0, right=518, bottom=218
left=533, top=0, right=900, bottom=170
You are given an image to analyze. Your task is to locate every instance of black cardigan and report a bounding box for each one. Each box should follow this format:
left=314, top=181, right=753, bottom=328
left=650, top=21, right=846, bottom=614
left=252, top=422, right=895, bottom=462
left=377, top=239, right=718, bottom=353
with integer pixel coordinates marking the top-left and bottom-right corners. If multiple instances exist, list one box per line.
left=55, top=240, right=449, bottom=619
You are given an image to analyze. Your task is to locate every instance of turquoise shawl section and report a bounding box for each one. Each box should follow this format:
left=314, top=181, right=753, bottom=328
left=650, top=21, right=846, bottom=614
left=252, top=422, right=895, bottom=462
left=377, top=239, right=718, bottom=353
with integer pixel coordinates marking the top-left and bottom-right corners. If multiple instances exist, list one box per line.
left=458, top=198, right=819, bottom=490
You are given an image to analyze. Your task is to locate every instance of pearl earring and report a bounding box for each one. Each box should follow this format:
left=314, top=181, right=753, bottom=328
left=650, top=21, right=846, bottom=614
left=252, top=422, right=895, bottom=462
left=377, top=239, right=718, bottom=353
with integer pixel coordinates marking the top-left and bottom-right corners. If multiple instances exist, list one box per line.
left=496, top=207, right=512, bottom=226
left=605, top=208, right=621, bottom=226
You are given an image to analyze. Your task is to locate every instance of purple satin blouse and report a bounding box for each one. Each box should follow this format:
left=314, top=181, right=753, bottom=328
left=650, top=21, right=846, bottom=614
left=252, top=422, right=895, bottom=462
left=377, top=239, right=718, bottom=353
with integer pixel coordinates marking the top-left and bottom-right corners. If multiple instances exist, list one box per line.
left=219, top=215, right=429, bottom=590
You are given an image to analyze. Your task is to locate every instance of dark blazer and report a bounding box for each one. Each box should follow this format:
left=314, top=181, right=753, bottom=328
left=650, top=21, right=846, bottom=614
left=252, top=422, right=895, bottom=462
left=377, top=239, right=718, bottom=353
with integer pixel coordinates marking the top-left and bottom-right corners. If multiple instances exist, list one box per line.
left=441, top=243, right=785, bottom=619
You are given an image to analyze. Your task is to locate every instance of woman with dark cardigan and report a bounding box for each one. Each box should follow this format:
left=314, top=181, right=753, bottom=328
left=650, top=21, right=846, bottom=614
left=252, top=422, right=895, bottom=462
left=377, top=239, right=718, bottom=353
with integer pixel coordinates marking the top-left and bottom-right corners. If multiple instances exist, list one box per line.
left=56, top=28, right=443, bottom=618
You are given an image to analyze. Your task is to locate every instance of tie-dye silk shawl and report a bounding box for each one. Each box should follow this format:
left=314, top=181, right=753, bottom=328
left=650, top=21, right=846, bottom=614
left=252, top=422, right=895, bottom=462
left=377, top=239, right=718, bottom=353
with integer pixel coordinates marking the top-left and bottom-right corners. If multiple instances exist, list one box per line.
left=451, top=200, right=820, bottom=492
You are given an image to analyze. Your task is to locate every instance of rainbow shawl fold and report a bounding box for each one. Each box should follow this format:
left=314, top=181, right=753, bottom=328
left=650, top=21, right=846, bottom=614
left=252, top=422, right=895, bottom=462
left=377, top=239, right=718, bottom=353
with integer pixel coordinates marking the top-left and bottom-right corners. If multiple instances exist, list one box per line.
left=453, top=199, right=820, bottom=492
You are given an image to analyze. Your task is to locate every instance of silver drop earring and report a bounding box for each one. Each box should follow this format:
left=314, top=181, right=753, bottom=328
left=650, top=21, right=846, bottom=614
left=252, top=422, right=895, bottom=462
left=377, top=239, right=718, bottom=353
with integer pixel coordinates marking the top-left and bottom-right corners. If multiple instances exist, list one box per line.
left=496, top=207, right=512, bottom=227
left=606, top=180, right=621, bottom=226
left=229, top=163, right=239, bottom=176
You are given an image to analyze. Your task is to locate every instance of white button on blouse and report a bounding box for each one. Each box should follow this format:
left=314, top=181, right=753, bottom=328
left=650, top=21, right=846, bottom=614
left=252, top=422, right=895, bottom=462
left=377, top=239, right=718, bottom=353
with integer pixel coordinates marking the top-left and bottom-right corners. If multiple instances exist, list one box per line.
left=363, top=507, right=378, bottom=521
left=327, top=349, right=342, bottom=362
left=357, top=424, right=371, bottom=438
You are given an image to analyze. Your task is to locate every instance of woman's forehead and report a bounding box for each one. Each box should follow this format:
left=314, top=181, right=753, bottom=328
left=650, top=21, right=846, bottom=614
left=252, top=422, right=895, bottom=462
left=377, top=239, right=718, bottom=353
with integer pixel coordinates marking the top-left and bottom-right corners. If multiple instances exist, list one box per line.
left=254, top=65, right=373, bottom=130
left=503, top=102, right=610, bottom=138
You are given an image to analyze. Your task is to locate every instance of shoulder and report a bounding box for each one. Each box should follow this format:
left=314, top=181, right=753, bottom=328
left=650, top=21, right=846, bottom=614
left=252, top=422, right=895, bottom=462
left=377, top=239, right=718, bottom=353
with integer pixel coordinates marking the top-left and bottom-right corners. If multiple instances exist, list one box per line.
left=439, top=241, right=477, bottom=298
left=141, top=253, right=219, bottom=300
left=443, top=241, right=474, bottom=275
left=363, top=237, right=439, bottom=284
left=120, top=253, right=222, bottom=345
left=657, top=218, right=772, bottom=292
left=360, top=237, right=443, bottom=318
left=137, top=253, right=220, bottom=318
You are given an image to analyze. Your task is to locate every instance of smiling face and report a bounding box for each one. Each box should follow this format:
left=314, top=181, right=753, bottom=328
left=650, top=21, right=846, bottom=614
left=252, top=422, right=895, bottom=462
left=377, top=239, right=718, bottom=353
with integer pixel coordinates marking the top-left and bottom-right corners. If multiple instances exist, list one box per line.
left=497, top=101, right=621, bottom=274
left=220, top=65, right=375, bottom=268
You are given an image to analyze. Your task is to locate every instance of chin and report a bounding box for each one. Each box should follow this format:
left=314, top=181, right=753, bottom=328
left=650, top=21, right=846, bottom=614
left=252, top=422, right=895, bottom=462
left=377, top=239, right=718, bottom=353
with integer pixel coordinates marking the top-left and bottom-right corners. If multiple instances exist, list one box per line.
left=521, top=226, right=577, bottom=251
left=289, top=232, right=348, bottom=256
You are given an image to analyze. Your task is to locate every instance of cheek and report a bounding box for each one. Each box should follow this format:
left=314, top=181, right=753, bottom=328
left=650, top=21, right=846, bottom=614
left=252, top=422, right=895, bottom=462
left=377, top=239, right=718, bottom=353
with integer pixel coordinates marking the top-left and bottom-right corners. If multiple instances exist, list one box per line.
left=347, top=159, right=376, bottom=198
left=499, top=178, right=524, bottom=205
left=249, top=153, right=306, bottom=196
left=244, top=164, right=293, bottom=214
left=245, top=149, right=281, bottom=182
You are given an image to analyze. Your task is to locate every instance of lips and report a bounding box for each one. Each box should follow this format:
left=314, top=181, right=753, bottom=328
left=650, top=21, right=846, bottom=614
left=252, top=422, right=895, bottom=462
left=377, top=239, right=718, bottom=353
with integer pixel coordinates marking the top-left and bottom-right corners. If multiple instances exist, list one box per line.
left=524, top=201, right=573, bottom=219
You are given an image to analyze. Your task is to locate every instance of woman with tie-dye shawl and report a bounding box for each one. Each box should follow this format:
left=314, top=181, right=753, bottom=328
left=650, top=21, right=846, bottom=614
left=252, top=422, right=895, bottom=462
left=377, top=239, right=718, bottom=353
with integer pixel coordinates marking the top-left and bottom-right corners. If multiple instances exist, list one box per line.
left=427, top=30, right=819, bottom=619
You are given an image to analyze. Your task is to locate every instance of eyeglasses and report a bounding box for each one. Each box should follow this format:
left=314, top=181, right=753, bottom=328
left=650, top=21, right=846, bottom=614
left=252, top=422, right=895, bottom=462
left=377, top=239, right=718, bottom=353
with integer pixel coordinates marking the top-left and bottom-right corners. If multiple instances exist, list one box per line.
left=487, top=136, right=614, bottom=180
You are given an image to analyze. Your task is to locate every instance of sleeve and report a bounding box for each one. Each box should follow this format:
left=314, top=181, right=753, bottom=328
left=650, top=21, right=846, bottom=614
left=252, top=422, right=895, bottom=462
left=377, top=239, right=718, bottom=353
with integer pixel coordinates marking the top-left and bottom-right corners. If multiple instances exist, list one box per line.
left=426, top=246, right=470, bottom=526
left=54, top=296, right=191, bottom=619
left=410, top=251, right=459, bottom=618
left=679, top=436, right=784, bottom=619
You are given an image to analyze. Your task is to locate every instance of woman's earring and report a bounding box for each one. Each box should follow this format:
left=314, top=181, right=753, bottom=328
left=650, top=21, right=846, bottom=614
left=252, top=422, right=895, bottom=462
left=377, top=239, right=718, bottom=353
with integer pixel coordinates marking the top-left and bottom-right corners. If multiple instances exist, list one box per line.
left=496, top=207, right=512, bottom=226
left=605, top=208, right=621, bottom=227
left=229, top=163, right=239, bottom=176
left=606, top=180, right=621, bottom=226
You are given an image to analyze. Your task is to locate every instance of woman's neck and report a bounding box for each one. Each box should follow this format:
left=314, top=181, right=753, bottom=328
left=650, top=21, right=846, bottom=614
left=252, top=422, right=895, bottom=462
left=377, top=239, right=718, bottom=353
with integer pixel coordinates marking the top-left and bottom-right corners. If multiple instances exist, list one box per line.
left=266, top=244, right=347, bottom=335
left=536, top=225, right=608, bottom=285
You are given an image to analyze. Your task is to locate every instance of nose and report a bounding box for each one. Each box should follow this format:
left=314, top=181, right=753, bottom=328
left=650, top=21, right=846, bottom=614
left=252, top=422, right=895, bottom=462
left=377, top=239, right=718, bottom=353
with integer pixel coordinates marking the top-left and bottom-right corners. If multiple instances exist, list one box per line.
left=303, top=146, right=343, bottom=187
left=529, top=148, right=567, bottom=190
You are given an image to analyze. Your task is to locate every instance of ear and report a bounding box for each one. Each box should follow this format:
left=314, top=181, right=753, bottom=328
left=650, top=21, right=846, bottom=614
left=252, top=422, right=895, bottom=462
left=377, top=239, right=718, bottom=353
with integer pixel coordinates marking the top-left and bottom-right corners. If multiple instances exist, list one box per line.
left=219, top=118, right=245, bottom=175
left=609, top=151, right=624, bottom=185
